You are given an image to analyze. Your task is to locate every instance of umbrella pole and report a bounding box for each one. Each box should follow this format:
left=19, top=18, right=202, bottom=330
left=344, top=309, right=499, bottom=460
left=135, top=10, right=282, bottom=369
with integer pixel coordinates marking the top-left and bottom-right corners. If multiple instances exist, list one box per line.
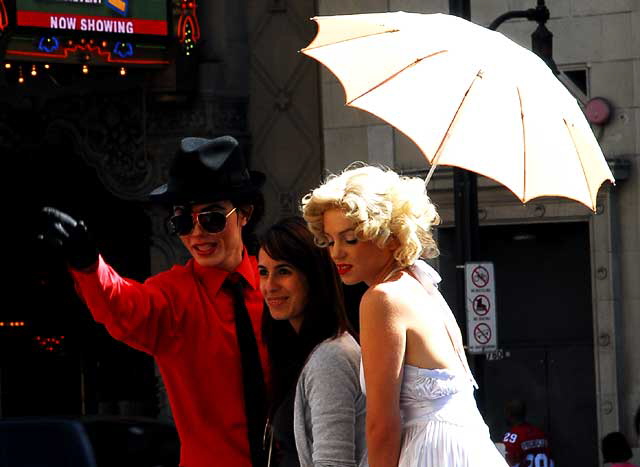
left=424, top=160, right=440, bottom=187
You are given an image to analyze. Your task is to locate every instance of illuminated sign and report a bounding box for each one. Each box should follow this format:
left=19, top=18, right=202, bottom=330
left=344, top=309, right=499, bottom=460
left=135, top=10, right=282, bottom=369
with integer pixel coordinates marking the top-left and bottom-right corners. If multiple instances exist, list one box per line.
left=16, top=0, right=168, bottom=36
left=106, top=0, right=128, bottom=16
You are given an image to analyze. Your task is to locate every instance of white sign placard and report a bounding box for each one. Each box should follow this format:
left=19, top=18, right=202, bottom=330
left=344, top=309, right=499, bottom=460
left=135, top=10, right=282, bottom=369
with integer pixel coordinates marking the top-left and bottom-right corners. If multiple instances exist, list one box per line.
left=465, top=262, right=497, bottom=354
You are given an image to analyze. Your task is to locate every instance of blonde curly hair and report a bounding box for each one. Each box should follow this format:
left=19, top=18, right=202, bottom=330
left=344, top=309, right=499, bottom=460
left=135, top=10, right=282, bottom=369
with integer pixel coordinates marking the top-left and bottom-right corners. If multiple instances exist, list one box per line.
left=301, top=164, right=440, bottom=267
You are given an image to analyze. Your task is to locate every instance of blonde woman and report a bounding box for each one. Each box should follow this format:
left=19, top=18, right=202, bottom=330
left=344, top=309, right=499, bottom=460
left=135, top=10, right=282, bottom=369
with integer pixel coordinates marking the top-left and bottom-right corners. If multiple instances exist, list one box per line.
left=302, top=165, right=507, bottom=467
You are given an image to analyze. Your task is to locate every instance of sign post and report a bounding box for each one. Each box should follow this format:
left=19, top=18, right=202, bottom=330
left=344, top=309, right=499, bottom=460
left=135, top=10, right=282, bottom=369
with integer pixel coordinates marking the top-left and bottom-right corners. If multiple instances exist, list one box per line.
left=465, top=262, right=498, bottom=354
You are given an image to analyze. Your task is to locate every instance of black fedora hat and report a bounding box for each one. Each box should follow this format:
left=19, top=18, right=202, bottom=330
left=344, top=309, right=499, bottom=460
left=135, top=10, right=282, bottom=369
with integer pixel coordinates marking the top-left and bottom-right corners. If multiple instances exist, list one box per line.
left=149, top=135, right=266, bottom=205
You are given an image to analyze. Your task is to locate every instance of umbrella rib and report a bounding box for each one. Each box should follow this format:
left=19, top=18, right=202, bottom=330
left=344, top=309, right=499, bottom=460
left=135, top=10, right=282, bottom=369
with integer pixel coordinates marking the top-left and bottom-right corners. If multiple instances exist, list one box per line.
left=347, top=50, right=448, bottom=105
left=426, top=68, right=483, bottom=183
left=563, top=118, right=594, bottom=209
left=301, top=29, right=400, bottom=52
left=517, top=86, right=526, bottom=202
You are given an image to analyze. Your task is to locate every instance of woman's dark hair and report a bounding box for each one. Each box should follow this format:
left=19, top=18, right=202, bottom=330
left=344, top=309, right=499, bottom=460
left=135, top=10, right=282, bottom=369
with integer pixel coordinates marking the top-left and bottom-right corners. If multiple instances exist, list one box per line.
left=601, top=431, right=632, bottom=463
left=259, top=216, right=351, bottom=413
left=231, top=190, right=265, bottom=256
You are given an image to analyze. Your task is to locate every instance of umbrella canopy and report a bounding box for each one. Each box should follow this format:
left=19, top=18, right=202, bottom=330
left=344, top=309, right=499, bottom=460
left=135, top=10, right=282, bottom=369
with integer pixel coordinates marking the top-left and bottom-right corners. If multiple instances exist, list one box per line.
left=301, top=11, right=614, bottom=211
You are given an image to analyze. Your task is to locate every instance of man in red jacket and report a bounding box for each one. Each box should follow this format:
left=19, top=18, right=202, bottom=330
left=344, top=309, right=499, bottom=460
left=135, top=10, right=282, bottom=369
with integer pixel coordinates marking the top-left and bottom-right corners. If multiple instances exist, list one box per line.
left=503, top=399, right=554, bottom=467
left=41, top=136, right=269, bottom=467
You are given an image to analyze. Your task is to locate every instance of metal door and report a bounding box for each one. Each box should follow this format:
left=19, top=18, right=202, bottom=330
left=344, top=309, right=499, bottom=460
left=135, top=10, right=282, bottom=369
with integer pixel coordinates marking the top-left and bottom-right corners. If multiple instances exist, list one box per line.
left=438, top=221, right=598, bottom=467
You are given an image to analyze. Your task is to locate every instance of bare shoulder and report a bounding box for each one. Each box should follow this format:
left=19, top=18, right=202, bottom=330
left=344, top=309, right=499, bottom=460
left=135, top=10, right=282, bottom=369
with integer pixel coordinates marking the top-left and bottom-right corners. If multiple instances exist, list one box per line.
left=363, top=274, right=435, bottom=317
left=360, top=279, right=408, bottom=321
left=361, top=282, right=394, bottom=310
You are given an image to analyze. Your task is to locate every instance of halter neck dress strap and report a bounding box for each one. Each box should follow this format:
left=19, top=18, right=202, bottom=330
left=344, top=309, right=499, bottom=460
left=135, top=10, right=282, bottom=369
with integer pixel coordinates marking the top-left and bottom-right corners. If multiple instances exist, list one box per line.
left=406, top=260, right=479, bottom=389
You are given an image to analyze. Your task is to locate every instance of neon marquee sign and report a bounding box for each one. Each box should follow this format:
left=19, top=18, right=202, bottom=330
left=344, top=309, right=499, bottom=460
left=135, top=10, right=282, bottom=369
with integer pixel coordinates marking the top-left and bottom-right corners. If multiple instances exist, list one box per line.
left=15, top=0, right=168, bottom=36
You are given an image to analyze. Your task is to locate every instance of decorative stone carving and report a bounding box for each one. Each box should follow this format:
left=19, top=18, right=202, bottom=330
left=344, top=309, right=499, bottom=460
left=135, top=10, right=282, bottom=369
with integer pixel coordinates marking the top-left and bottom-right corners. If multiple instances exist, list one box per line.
left=147, top=96, right=247, bottom=137
left=275, top=89, right=291, bottom=111
left=40, top=89, right=155, bottom=200
left=210, top=98, right=248, bottom=133
left=147, top=100, right=208, bottom=137
left=279, top=192, right=296, bottom=216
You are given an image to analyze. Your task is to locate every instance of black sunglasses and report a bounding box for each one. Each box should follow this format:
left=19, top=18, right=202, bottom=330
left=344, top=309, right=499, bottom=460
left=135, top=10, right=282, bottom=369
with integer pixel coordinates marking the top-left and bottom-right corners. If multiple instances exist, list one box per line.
left=168, top=207, right=237, bottom=236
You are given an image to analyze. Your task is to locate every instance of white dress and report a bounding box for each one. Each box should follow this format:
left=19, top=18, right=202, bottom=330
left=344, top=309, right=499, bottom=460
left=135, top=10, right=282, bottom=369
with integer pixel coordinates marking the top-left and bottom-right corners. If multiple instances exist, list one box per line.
left=360, top=261, right=508, bottom=466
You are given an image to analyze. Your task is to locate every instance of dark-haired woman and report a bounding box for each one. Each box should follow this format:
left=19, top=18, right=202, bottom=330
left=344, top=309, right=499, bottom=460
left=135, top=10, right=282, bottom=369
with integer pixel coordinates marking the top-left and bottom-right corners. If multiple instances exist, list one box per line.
left=258, top=217, right=367, bottom=467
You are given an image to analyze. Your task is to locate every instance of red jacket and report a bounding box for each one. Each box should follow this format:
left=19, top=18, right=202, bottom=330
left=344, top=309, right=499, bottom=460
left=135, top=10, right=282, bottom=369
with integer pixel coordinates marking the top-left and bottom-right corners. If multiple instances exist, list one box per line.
left=71, top=251, right=269, bottom=467
left=503, top=422, right=553, bottom=467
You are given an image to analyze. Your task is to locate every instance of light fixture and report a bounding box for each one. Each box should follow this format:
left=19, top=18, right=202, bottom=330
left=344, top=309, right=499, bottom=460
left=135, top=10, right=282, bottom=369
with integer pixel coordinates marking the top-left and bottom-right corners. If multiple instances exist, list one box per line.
left=44, top=64, right=50, bottom=69
left=82, top=64, right=89, bottom=74
left=18, top=66, right=24, bottom=84
left=4, top=62, right=11, bottom=69
left=38, top=36, right=60, bottom=53
left=119, top=66, right=127, bottom=76
left=113, top=42, right=134, bottom=58
left=31, top=64, right=37, bottom=76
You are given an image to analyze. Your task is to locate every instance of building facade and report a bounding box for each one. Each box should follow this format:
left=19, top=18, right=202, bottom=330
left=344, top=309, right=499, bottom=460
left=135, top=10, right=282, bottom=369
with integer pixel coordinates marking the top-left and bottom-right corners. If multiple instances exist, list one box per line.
left=312, top=1, right=639, bottom=466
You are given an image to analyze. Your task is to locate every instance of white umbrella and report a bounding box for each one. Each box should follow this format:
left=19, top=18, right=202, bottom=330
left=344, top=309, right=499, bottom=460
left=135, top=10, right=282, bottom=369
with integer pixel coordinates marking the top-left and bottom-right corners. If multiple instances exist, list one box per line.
left=301, top=11, right=614, bottom=210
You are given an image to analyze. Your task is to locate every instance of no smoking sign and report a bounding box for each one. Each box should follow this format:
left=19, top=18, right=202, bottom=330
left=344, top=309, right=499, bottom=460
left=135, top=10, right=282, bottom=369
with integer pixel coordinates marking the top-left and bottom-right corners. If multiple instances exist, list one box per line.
left=465, top=262, right=497, bottom=353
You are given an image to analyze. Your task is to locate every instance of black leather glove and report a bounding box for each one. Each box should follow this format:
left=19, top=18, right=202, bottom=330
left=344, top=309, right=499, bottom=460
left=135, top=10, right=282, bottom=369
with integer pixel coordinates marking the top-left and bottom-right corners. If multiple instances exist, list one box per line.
left=40, top=207, right=99, bottom=270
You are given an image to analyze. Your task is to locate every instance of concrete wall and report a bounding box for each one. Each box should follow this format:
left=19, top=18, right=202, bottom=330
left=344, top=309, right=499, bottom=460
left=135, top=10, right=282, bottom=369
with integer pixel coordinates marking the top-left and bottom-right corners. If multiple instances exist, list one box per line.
left=314, top=0, right=640, bottom=456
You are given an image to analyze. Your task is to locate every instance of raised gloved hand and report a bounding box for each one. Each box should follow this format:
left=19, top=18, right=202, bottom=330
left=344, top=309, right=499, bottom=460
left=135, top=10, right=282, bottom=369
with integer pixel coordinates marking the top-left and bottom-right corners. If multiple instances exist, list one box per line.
left=40, top=207, right=99, bottom=271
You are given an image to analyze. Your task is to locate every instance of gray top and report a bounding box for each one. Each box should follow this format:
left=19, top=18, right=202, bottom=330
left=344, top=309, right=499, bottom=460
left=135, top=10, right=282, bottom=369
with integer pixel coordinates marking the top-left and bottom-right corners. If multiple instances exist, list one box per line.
left=294, top=332, right=368, bottom=467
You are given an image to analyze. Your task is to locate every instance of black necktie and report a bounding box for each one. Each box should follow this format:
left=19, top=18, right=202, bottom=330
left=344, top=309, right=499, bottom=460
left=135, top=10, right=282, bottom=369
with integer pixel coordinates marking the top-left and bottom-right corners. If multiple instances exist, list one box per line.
left=224, top=274, right=267, bottom=467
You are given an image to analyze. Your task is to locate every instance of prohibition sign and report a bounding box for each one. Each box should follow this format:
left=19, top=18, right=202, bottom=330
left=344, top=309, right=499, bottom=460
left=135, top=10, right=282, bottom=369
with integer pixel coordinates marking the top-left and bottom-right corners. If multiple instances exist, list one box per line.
left=472, top=294, right=490, bottom=316
left=471, top=266, right=490, bottom=288
left=473, top=323, right=492, bottom=345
